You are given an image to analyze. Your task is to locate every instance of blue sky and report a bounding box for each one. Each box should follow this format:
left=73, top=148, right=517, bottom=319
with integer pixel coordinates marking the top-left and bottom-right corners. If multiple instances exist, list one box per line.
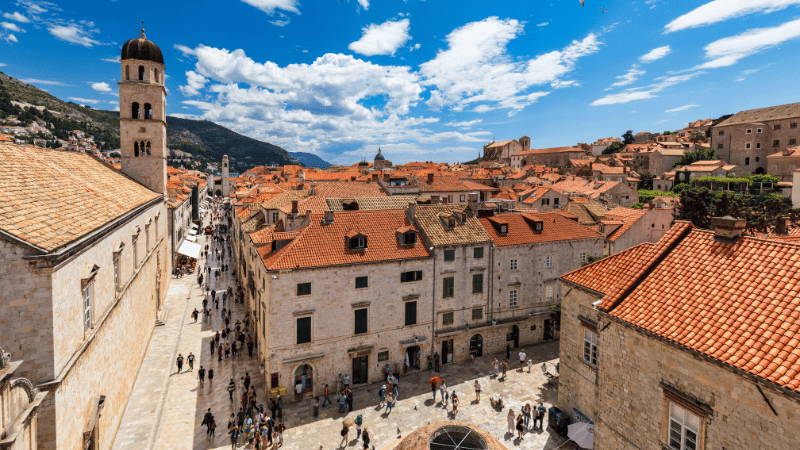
left=2, top=0, right=800, bottom=165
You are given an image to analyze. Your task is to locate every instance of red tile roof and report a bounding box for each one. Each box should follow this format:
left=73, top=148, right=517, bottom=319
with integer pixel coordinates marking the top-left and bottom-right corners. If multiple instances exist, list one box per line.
left=604, top=207, right=647, bottom=242
left=479, top=211, right=603, bottom=246
left=561, top=242, right=656, bottom=295
left=260, top=210, right=431, bottom=270
left=313, top=181, right=387, bottom=198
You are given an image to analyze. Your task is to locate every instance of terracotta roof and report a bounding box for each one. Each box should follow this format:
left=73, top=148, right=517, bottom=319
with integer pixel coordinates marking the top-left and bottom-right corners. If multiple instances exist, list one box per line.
left=416, top=175, right=476, bottom=193
left=313, top=181, right=387, bottom=198
left=561, top=242, right=656, bottom=295
left=512, top=146, right=584, bottom=156
left=716, top=102, right=800, bottom=127
left=260, top=190, right=309, bottom=210
left=260, top=210, right=431, bottom=270
left=484, top=139, right=515, bottom=148
left=0, top=144, right=161, bottom=252
left=413, top=205, right=492, bottom=247
left=326, top=196, right=418, bottom=212
left=604, top=207, right=648, bottom=242
left=587, top=223, right=800, bottom=392
left=277, top=195, right=329, bottom=214
left=479, top=211, right=603, bottom=246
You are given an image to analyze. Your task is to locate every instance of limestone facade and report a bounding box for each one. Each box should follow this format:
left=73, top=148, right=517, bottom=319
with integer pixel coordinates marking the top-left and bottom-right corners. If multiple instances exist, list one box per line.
left=0, top=351, right=47, bottom=450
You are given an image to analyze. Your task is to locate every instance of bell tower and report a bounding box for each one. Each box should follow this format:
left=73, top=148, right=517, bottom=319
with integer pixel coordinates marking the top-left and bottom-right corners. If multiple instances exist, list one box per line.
left=221, top=155, right=231, bottom=197
left=118, top=25, right=167, bottom=195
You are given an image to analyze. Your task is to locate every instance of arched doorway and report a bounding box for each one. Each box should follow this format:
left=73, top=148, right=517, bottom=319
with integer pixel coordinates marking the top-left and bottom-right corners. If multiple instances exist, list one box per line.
left=754, top=167, right=766, bottom=175
left=470, top=334, right=483, bottom=357
left=294, top=364, right=313, bottom=398
left=215, top=189, right=222, bottom=197
left=507, top=325, right=520, bottom=349
left=405, top=345, right=421, bottom=371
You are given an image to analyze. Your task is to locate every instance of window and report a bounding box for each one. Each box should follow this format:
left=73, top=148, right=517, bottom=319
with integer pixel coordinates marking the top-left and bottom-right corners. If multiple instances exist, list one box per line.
left=113, top=253, right=121, bottom=291
left=472, top=273, right=483, bottom=294
left=791, top=123, right=797, bottom=129
left=443, top=276, right=455, bottom=298
left=138, top=65, right=145, bottom=81
left=668, top=403, right=700, bottom=450
left=355, top=276, right=368, bottom=289
left=272, top=212, right=279, bottom=222
left=771, top=164, right=778, bottom=171
left=378, top=351, right=389, bottom=362
left=774, top=140, right=781, bottom=147
left=790, top=138, right=797, bottom=145
left=510, top=259, right=518, bottom=271
left=580, top=252, right=587, bottom=264
left=131, top=102, right=140, bottom=120
left=717, top=143, right=723, bottom=149
left=132, top=235, right=138, bottom=269
left=499, top=224, right=508, bottom=234
left=459, top=195, right=465, bottom=202
left=756, top=143, right=761, bottom=149
left=442, top=311, right=454, bottom=326
left=400, top=270, right=423, bottom=282
left=143, top=103, right=152, bottom=120
left=443, top=249, right=455, bottom=261
left=553, top=197, right=560, bottom=206
left=296, top=317, right=311, bottom=344
left=402, top=231, right=417, bottom=245
left=509, top=290, right=518, bottom=307
left=154, top=217, right=158, bottom=239
left=404, top=301, right=417, bottom=326
left=546, top=255, right=554, bottom=268
left=125, top=65, right=130, bottom=80
left=473, top=247, right=484, bottom=259
left=546, top=285, right=554, bottom=302
left=145, top=224, right=150, bottom=251
left=774, top=124, right=782, bottom=131
left=756, top=157, right=760, bottom=162
left=472, top=307, right=483, bottom=321
left=745, top=143, right=751, bottom=149
left=583, top=328, right=597, bottom=365
left=297, top=282, right=311, bottom=296
left=349, top=235, right=367, bottom=250
left=757, top=128, right=763, bottom=133
left=745, top=157, right=750, bottom=166
left=542, top=198, right=550, bottom=206
left=746, top=129, right=752, bottom=134
left=354, top=308, right=368, bottom=335
left=83, top=283, right=93, bottom=331
left=718, top=130, right=724, bottom=136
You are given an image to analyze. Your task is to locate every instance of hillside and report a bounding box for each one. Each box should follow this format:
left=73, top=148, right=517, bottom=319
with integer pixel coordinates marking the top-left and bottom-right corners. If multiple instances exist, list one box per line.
left=0, top=72, right=330, bottom=171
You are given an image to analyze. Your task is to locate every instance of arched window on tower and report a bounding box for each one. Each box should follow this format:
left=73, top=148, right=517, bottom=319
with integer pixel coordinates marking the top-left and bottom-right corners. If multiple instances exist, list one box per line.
left=138, top=65, right=145, bottom=81
left=131, top=102, right=140, bottom=120
left=144, top=103, right=152, bottom=120
left=153, top=68, right=159, bottom=83
left=146, top=141, right=151, bottom=156
left=125, top=65, right=130, bottom=81
left=134, top=141, right=139, bottom=157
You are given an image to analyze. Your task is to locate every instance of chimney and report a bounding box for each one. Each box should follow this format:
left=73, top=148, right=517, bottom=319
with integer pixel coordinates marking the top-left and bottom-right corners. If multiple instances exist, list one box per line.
left=431, top=195, right=440, bottom=205
left=310, top=182, right=317, bottom=196
left=372, top=173, right=379, bottom=182
left=407, top=202, right=417, bottom=222
left=783, top=149, right=791, bottom=156
left=712, top=216, right=746, bottom=241
left=648, top=202, right=654, bottom=210
left=427, top=173, right=434, bottom=183
left=305, top=209, right=312, bottom=217
left=324, top=210, right=334, bottom=224
left=467, top=192, right=479, bottom=214
left=384, top=174, right=391, bottom=183
left=291, top=200, right=299, bottom=214
left=775, top=216, right=790, bottom=234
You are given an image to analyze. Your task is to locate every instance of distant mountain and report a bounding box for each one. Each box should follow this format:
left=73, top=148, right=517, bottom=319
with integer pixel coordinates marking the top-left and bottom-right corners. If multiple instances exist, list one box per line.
left=0, top=72, right=331, bottom=171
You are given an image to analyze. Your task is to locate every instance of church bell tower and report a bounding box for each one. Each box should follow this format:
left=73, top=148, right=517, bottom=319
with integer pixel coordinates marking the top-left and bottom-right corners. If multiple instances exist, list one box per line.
left=118, top=25, right=167, bottom=195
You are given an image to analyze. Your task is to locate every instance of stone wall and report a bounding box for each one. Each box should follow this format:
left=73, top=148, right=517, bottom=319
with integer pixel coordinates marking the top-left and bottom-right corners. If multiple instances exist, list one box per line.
left=712, top=118, right=800, bottom=173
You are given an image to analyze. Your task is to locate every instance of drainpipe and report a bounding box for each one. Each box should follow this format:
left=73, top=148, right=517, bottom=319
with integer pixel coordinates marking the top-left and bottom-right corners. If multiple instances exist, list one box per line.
left=488, top=242, right=494, bottom=324
left=430, top=248, right=436, bottom=365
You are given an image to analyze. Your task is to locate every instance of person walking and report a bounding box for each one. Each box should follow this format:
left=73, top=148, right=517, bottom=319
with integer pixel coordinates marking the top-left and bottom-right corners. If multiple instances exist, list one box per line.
left=228, top=424, right=239, bottom=449
left=322, top=384, right=332, bottom=407
left=439, top=381, right=447, bottom=405
left=434, top=352, right=440, bottom=372
left=385, top=392, right=395, bottom=414
left=361, top=427, right=371, bottom=450
left=500, top=359, right=508, bottom=381
left=192, top=308, right=199, bottom=323
left=527, top=358, right=533, bottom=373
left=339, top=425, right=350, bottom=448
left=276, top=421, right=285, bottom=446
left=244, top=373, right=251, bottom=392
left=338, top=392, right=347, bottom=413
left=522, top=403, right=532, bottom=428
left=336, top=374, right=344, bottom=396
left=492, top=358, right=500, bottom=376
left=218, top=342, right=224, bottom=361
left=355, top=414, right=363, bottom=440
left=430, top=379, right=438, bottom=401
left=473, top=380, right=481, bottom=402
left=507, top=408, right=516, bottom=434
left=378, top=384, right=386, bottom=407
left=187, top=352, right=195, bottom=371
left=313, top=396, right=320, bottom=419
left=176, top=354, right=184, bottom=373
left=506, top=343, right=511, bottom=361
left=518, top=349, right=527, bottom=371
left=346, top=388, right=354, bottom=412
left=198, top=366, right=206, bottom=387
left=228, top=378, right=236, bottom=401
left=451, top=392, right=459, bottom=416
left=208, top=368, right=214, bottom=387
left=516, top=413, right=525, bottom=438
left=535, top=402, right=547, bottom=429
left=295, top=380, right=303, bottom=402
left=443, top=389, right=449, bottom=409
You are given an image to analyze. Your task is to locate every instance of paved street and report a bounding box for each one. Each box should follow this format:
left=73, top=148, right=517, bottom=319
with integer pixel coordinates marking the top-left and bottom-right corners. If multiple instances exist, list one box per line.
left=113, top=206, right=568, bottom=450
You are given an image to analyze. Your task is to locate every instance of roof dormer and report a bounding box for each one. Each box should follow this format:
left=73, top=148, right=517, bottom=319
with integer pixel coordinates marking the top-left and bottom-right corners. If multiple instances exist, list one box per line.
left=396, top=226, right=417, bottom=245
left=345, top=229, right=367, bottom=250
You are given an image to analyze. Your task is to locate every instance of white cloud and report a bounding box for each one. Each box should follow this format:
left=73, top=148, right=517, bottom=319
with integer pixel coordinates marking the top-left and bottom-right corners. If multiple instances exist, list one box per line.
left=269, top=18, right=290, bottom=27
left=537, top=22, right=549, bottom=27
left=2, top=33, right=17, bottom=43
left=90, top=82, right=112, bottom=92
left=348, top=19, right=411, bottom=56
left=101, top=56, right=120, bottom=63
left=3, top=12, right=30, bottom=23
left=21, top=78, right=68, bottom=86
left=445, top=119, right=483, bottom=128
left=358, top=0, right=369, bottom=10
left=68, top=97, right=99, bottom=104
left=426, top=90, right=444, bottom=111
left=0, top=63, right=5, bottom=67
left=666, top=104, right=699, bottom=113
left=655, top=119, right=670, bottom=124
left=665, top=0, right=800, bottom=33
left=1, top=22, right=25, bottom=33
left=410, top=43, right=421, bottom=51
left=48, top=22, right=103, bottom=47
left=611, top=65, right=645, bottom=87
left=179, top=71, right=208, bottom=97
left=592, top=72, right=702, bottom=105
left=592, top=90, right=655, bottom=106
left=419, top=17, right=600, bottom=114
left=696, top=17, right=800, bottom=68
left=241, top=0, right=299, bottom=15
left=639, top=45, right=670, bottom=62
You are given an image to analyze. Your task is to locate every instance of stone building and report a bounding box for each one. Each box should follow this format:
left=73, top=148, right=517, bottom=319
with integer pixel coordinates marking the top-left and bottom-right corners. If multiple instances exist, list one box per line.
left=766, top=146, right=800, bottom=181
left=1, top=348, right=47, bottom=450
left=559, top=219, right=800, bottom=449
left=380, top=421, right=509, bottom=450
left=599, top=206, right=674, bottom=255
left=712, top=102, right=800, bottom=174
left=0, top=28, right=170, bottom=449
left=510, top=146, right=586, bottom=169
left=483, top=137, right=530, bottom=164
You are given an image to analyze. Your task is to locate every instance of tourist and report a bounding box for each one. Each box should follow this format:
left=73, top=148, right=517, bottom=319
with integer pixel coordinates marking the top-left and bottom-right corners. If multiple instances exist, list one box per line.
left=228, top=379, right=236, bottom=401
left=228, top=424, right=239, bottom=448
left=244, top=373, right=251, bottom=391
left=439, top=381, right=447, bottom=405
left=192, top=308, right=199, bottom=322
left=434, top=352, right=440, bottom=372
left=535, top=402, right=547, bottom=429
left=361, top=427, right=371, bottom=449
left=474, top=380, right=481, bottom=402
left=384, top=392, right=395, bottom=414
left=492, top=358, right=500, bottom=376
left=430, top=379, right=438, bottom=401
left=500, top=359, right=508, bottom=381
left=339, top=425, right=350, bottom=448
left=296, top=380, right=304, bottom=402
left=210, top=339, right=215, bottom=356
left=519, top=349, right=527, bottom=371
left=527, top=358, right=533, bottom=373
left=346, top=388, right=354, bottom=412
left=198, top=366, right=206, bottom=386
left=507, top=408, right=516, bottom=434
left=336, top=374, right=343, bottom=396
left=187, top=352, right=195, bottom=371
left=522, top=403, right=532, bottom=428
left=516, top=413, right=525, bottom=438
left=322, top=384, right=332, bottom=407
left=313, top=396, right=320, bottom=419
left=176, top=354, right=184, bottom=373
left=378, top=384, right=386, bottom=407
left=451, top=392, right=459, bottom=416
left=355, top=414, right=363, bottom=439
left=208, top=368, right=214, bottom=387
left=276, top=421, right=284, bottom=446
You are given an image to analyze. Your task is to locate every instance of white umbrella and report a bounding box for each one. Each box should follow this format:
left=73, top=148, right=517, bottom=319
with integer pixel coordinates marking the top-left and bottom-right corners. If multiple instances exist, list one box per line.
left=568, top=422, right=594, bottom=449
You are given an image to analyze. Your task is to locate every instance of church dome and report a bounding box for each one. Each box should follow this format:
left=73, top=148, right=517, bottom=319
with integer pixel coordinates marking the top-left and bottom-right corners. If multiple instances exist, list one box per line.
left=374, top=148, right=385, bottom=161
left=121, top=29, right=164, bottom=65
left=357, top=160, right=370, bottom=167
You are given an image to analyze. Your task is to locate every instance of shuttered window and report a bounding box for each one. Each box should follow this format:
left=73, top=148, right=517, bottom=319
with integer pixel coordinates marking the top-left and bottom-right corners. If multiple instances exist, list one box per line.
left=297, top=317, right=311, bottom=344
left=354, top=308, right=368, bottom=335
left=443, top=277, right=455, bottom=298
left=405, top=301, right=417, bottom=326
left=472, top=274, right=483, bottom=294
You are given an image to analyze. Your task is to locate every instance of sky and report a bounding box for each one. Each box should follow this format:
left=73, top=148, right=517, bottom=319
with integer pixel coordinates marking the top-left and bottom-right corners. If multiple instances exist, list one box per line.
left=2, top=0, right=800, bottom=166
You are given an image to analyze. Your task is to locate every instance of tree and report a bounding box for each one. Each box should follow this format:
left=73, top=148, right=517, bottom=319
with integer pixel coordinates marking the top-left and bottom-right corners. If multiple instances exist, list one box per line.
left=602, top=141, right=625, bottom=154
left=673, top=148, right=715, bottom=168
left=622, top=130, right=634, bottom=145
left=640, top=172, right=653, bottom=190
left=662, top=131, right=673, bottom=136
left=677, top=188, right=713, bottom=229
left=689, top=130, right=708, bottom=143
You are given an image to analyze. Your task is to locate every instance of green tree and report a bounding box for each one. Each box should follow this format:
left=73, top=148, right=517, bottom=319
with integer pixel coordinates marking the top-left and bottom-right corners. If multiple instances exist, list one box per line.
left=672, top=148, right=716, bottom=168
left=640, top=172, right=653, bottom=190
left=602, top=141, right=625, bottom=154
left=689, top=130, right=708, bottom=143
left=677, top=188, right=713, bottom=229
left=622, top=130, right=634, bottom=145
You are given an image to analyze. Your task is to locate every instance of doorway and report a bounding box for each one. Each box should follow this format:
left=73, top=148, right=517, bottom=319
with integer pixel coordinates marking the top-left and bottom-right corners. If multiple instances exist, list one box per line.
left=544, top=320, right=554, bottom=341
left=441, top=340, right=454, bottom=364
left=405, top=346, right=421, bottom=371
left=508, top=325, right=520, bottom=349
left=470, top=334, right=484, bottom=357
left=352, top=355, right=369, bottom=385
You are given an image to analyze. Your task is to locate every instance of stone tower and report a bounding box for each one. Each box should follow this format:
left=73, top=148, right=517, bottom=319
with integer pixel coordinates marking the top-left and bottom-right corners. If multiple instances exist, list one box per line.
left=118, top=26, right=167, bottom=195
left=374, top=147, right=386, bottom=171
left=221, top=155, right=231, bottom=197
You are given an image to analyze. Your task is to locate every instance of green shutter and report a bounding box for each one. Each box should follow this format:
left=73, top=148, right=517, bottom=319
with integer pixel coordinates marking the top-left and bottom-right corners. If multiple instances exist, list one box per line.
left=443, top=277, right=454, bottom=298
left=472, top=273, right=483, bottom=294
left=405, top=301, right=417, bottom=326
left=297, top=317, right=311, bottom=344
left=354, top=308, right=368, bottom=334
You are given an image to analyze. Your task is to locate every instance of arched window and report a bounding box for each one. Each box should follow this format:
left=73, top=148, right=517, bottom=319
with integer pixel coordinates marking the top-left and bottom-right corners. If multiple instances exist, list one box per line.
left=125, top=65, right=130, bottom=81
left=146, top=141, right=151, bottom=156
left=131, top=102, right=140, bottom=120
left=153, top=68, right=159, bottom=83
left=134, top=141, right=139, bottom=157
left=138, top=65, right=145, bottom=81
left=144, top=103, right=152, bottom=120
left=294, top=364, right=313, bottom=393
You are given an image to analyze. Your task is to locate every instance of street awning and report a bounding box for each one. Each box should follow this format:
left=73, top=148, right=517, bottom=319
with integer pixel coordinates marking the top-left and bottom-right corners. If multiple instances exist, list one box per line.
left=185, top=235, right=197, bottom=242
left=190, top=223, right=199, bottom=230
left=176, top=241, right=201, bottom=259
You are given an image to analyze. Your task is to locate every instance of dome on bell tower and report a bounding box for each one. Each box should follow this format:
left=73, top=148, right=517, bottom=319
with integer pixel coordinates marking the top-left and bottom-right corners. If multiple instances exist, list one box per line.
left=121, top=28, right=164, bottom=65
left=374, top=148, right=385, bottom=161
